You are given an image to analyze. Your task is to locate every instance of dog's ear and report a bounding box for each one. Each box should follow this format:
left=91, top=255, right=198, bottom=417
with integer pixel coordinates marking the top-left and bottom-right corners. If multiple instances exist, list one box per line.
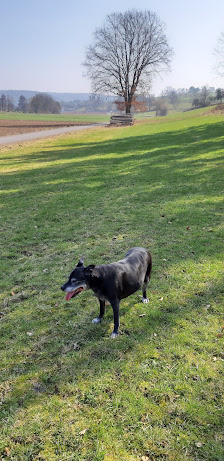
left=84, top=264, right=95, bottom=276
left=77, top=258, right=84, bottom=267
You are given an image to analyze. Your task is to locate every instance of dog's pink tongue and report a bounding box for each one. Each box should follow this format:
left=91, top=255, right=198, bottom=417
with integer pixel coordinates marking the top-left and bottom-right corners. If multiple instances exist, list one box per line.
left=66, top=291, right=76, bottom=301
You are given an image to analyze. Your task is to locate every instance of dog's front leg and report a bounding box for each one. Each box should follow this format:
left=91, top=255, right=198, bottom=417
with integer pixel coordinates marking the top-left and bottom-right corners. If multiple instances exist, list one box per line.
left=110, top=298, right=120, bottom=338
left=92, top=299, right=105, bottom=324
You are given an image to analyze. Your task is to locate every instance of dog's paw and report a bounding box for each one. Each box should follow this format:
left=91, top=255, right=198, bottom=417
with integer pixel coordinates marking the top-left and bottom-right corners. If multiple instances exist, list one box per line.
left=110, top=331, right=119, bottom=339
left=142, top=297, right=149, bottom=304
left=92, top=317, right=102, bottom=324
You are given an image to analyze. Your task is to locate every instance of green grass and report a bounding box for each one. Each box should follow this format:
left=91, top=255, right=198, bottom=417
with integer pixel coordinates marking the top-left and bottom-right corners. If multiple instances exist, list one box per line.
left=0, top=111, right=223, bottom=460
left=0, top=111, right=110, bottom=123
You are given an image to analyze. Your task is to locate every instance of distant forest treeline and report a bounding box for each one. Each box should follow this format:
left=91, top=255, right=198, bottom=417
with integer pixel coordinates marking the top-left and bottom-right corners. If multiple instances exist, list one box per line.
left=0, top=86, right=224, bottom=114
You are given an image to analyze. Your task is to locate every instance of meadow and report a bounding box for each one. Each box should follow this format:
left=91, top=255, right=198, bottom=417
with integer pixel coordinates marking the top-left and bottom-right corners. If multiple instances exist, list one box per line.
left=0, top=111, right=110, bottom=124
left=0, top=110, right=223, bottom=460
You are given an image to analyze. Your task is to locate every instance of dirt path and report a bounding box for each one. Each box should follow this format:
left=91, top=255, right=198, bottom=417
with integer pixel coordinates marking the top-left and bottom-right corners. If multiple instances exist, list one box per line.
left=0, top=119, right=98, bottom=136
left=0, top=123, right=106, bottom=146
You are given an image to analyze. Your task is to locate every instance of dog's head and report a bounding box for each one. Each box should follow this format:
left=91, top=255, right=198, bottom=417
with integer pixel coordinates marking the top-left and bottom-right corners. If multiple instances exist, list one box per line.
left=61, top=259, right=95, bottom=301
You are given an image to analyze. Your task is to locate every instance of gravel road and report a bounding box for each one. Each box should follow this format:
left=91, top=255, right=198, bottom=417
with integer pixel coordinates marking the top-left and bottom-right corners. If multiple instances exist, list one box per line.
left=0, top=123, right=106, bottom=146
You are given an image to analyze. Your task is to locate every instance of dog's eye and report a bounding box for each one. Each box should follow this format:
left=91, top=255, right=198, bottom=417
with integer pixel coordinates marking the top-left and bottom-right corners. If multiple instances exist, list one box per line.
left=71, top=278, right=77, bottom=283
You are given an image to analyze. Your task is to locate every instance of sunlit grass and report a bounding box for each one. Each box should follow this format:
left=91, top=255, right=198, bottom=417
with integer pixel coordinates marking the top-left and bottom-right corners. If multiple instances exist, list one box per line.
left=0, top=111, right=223, bottom=460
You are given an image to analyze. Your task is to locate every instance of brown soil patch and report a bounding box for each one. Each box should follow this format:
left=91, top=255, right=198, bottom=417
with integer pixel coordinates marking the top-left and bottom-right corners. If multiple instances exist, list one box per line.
left=209, top=104, right=224, bottom=114
left=0, top=119, right=93, bottom=137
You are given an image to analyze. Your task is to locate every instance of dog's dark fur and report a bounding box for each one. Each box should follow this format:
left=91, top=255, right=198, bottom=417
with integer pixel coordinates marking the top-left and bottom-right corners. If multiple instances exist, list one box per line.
left=61, top=247, right=152, bottom=337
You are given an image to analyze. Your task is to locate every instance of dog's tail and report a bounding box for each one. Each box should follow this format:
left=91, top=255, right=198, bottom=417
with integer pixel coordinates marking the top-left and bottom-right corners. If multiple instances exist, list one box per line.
left=146, top=252, right=152, bottom=281
left=142, top=253, right=152, bottom=300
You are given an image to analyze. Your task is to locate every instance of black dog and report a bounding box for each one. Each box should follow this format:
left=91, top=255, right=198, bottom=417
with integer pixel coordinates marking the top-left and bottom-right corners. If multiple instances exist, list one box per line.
left=61, top=247, right=152, bottom=338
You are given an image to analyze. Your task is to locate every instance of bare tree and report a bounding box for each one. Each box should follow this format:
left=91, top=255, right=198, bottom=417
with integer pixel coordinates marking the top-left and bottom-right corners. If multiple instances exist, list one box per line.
left=162, top=86, right=179, bottom=109
left=201, top=86, right=210, bottom=106
left=0, top=94, right=7, bottom=111
left=214, top=32, right=224, bottom=77
left=83, top=9, right=173, bottom=113
left=6, top=96, right=14, bottom=112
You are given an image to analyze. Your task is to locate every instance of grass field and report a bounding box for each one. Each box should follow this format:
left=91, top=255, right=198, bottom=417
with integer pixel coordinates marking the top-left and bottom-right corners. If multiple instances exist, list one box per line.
left=0, top=111, right=110, bottom=124
left=0, top=111, right=223, bottom=460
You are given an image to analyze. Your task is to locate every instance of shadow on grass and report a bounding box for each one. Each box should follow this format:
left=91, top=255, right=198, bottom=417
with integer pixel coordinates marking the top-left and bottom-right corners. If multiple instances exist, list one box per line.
left=1, top=274, right=223, bottom=416
left=1, top=120, right=223, bottom=264
left=1, top=121, right=223, bottom=223
left=1, top=120, right=224, bottom=167
left=0, top=118, right=223, bottom=458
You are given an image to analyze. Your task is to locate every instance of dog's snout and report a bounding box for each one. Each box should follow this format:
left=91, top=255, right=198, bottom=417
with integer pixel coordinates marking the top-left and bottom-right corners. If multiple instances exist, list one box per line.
left=61, top=284, right=66, bottom=291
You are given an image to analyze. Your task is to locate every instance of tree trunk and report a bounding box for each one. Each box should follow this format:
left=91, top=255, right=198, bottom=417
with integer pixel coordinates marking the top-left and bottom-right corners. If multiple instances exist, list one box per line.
left=125, top=96, right=132, bottom=114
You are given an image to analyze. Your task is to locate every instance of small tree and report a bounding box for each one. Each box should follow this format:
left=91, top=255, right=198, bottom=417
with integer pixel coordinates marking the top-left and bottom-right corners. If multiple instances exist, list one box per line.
left=0, top=94, right=7, bottom=111
left=6, top=96, right=14, bottom=112
left=84, top=9, right=173, bottom=114
left=154, top=98, right=168, bottom=116
left=192, top=98, right=201, bottom=108
left=201, top=86, right=210, bottom=106
left=29, top=93, right=61, bottom=114
left=168, top=89, right=179, bottom=109
left=215, top=88, right=224, bottom=103
left=162, top=87, right=179, bottom=109
left=18, top=95, right=28, bottom=113
left=192, top=87, right=211, bottom=109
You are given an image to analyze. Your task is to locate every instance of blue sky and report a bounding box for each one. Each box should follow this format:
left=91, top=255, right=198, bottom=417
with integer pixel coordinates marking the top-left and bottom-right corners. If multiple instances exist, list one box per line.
left=1, top=0, right=224, bottom=95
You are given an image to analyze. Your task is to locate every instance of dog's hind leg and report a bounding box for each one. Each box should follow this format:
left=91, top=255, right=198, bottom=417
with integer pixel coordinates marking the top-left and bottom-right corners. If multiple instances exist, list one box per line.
left=142, top=280, right=149, bottom=303
left=92, top=299, right=105, bottom=324
left=142, top=261, right=152, bottom=304
left=110, top=298, right=120, bottom=338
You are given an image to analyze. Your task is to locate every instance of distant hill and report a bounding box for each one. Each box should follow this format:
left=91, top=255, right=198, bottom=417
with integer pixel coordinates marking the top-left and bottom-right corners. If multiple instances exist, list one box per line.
left=0, top=90, right=96, bottom=105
